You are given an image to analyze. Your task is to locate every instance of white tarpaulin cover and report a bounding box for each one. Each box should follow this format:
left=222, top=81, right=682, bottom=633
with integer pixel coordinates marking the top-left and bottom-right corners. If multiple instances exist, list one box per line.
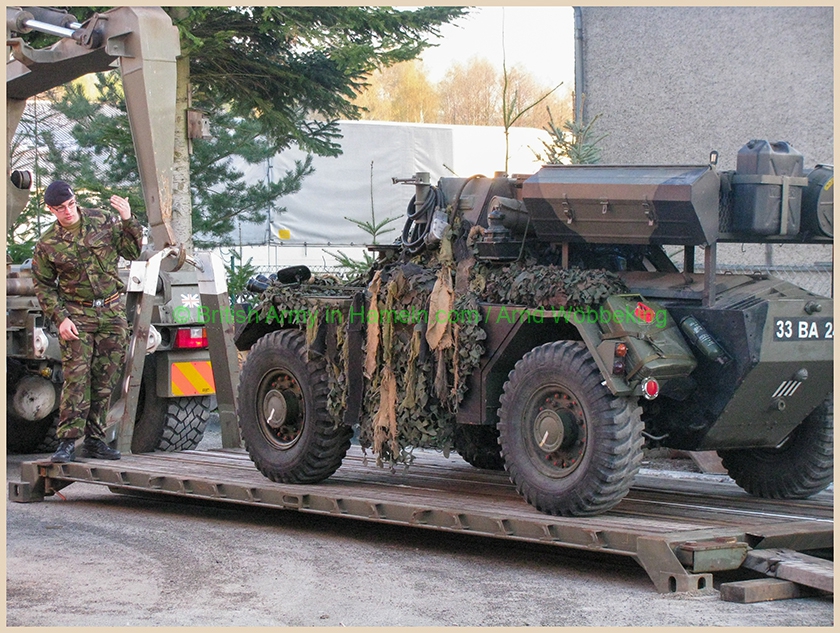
left=231, top=120, right=549, bottom=249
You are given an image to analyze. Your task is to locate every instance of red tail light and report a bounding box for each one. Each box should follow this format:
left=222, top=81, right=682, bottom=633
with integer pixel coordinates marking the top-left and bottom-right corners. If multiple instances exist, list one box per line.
left=174, top=327, right=208, bottom=349
left=613, top=343, right=628, bottom=375
left=641, top=377, right=660, bottom=400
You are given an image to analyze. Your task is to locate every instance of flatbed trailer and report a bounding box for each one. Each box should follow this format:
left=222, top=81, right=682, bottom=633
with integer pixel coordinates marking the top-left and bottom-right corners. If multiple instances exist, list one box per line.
left=9, top=446, right=832, bottom=594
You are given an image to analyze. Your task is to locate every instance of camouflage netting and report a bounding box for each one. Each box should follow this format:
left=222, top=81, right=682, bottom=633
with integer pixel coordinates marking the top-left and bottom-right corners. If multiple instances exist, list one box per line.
left=356, top=262, right=488, bottom=465
left=474, top=261, right=629, bottom=310
left=252, top=216, right=629, bottom=467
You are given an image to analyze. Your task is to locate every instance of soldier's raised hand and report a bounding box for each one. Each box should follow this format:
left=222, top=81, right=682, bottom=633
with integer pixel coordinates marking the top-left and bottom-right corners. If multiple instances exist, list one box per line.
left=110, top=195, right=131, bottom=221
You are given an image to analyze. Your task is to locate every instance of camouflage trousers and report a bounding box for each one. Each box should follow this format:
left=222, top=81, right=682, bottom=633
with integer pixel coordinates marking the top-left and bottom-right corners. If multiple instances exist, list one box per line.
left=57, top=309, right=130, bottom=440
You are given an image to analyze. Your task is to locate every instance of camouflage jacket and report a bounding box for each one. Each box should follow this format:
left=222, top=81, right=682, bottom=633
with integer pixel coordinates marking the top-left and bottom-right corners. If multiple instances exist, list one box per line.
left=32, top=207, right=143, bottom=327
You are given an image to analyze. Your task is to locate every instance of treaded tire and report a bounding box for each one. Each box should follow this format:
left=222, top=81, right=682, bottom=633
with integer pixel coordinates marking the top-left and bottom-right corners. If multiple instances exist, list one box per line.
left=7, top=413, right=54, bottom=454
left=156, top=397, right=212, bottom=451
left=132, top=360, right=211, bottom=452
left=34, top=415, right=60, bottom=453
left=718, top=395, right=833, bottom=499
left=454, top=424, right=505, bottom=470
left=498, top=341, right=643, bottom=516
left=237, top=329, right=352, bottom=484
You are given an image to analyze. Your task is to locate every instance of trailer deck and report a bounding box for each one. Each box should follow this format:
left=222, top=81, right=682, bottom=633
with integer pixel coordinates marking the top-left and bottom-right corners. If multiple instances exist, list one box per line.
left=9, top=446, right=833, bottom=594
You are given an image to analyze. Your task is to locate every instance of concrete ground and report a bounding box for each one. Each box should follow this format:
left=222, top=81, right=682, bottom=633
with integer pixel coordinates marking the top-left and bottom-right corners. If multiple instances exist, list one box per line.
left=5, top=418, right=834, bottom=627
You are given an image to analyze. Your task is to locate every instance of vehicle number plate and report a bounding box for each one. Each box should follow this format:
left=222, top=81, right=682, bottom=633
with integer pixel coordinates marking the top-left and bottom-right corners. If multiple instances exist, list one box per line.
left=774, top=317, right=833, bottom=341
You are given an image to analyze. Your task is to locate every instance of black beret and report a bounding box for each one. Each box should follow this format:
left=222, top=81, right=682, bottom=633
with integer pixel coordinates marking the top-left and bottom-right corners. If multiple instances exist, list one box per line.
left=44, top=180, right=74, bottom=206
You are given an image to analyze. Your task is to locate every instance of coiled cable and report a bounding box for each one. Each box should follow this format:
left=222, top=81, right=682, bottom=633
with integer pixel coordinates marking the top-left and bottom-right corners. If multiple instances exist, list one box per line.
left=401, top=185, right=445, bottom=255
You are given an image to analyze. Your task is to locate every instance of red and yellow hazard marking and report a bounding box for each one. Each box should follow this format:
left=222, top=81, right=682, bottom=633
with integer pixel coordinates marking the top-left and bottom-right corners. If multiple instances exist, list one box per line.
left=170, top=361, right=216, bottom=396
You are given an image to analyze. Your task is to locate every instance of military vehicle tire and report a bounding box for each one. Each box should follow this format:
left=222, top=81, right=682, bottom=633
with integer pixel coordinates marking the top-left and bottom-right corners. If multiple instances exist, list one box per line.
left=454, top=424, right=505, bottom=470
left=718, top=395, right=833, bottom=499
left=237, top=329, right=352, bottom=484
left=7, top=413, right=55, bottom=454
left=132, top=361, right=211, bottom=452
left=497, top=341, right=644, bottom=516
left=34, top=415, right=60, bottom=453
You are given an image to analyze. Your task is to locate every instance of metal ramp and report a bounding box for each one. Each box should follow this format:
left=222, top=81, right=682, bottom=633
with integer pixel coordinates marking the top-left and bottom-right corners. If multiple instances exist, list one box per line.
left=9, top=446, right=832, bottom=595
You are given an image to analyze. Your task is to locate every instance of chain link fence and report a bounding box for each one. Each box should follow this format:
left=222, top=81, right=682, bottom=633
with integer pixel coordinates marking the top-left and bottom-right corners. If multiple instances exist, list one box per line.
left=252, top=263, right=349, bottom=281
left=254, top=260, right=833, bottom=298
left=668, top=243, right=833, bottom=298
left=707, top=262, right=833, bottom=298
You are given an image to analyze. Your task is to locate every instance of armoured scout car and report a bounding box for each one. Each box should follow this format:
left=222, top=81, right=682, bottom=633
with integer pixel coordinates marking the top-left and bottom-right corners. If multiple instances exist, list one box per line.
left=235, top=140, right=833, bottom=517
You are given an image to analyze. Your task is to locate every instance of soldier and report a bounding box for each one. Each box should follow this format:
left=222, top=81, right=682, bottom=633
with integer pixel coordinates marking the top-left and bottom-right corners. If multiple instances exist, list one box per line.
left=31, top=180, right=143, bottom=463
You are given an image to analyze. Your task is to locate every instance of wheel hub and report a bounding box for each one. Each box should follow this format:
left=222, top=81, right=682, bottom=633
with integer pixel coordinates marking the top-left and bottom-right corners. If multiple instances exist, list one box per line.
left=533, top=409, right=577, bottom=453
left=12, top=375, right=56, bottom=421
left=529, top=389, right=587, bottom=477
left=263, top=389, right=288, bottom=429
left=260, top=371, right=303, bottom=447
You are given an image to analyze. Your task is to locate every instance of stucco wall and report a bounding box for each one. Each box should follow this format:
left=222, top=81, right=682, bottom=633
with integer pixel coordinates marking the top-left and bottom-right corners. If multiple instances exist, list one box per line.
left=579, top=6, right=833, bottom=278
left=579, top=7, right=833, bottom=169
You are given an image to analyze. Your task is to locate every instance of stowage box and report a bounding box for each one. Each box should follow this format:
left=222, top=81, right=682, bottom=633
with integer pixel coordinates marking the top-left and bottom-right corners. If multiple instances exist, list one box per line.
left=521, top=164, right=721, bottom=246
left=731, top=140, right=807, bottom=236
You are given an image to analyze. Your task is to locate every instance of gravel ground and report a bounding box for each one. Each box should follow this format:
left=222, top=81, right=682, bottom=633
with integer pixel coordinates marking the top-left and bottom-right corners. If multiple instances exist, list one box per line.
left=5, top=418, right=834, bottom=627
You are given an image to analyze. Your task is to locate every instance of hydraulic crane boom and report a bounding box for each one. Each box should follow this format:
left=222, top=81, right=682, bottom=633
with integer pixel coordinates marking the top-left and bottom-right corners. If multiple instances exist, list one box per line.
left=6, top=6, right=241, bottom=453
left=7, top=6, right=179, bottom=249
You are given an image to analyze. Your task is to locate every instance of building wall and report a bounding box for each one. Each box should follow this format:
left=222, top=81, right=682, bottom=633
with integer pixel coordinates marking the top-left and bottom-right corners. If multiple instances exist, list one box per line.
left=580, top=7, right=832, bottom=169
left=579, top=6, right=833, bottom=282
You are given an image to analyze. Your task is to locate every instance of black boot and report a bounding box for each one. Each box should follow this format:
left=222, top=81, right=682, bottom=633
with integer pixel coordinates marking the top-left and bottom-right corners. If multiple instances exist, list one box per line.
left=50, top=439, right=76, bottom=463
left=81, top=437, right=121, bottom=460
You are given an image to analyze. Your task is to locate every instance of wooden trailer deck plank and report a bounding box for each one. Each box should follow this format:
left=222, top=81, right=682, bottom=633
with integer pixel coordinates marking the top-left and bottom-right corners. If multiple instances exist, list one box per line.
left=10, top=445, right=832, bottom=595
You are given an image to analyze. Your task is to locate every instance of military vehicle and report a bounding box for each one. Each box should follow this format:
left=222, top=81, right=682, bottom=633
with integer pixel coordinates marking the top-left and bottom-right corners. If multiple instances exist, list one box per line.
left=235, top=140, right=833, bottom=517
left=6, top=7, right=217, bottom=454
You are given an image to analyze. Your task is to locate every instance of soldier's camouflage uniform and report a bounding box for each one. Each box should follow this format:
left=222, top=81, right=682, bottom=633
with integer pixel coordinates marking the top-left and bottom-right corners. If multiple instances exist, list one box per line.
left=32, top=208, right=143, bottom=441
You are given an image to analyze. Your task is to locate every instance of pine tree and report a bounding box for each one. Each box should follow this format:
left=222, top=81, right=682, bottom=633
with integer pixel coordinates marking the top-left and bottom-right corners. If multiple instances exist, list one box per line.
left=10, top=6, right=468, bottom=251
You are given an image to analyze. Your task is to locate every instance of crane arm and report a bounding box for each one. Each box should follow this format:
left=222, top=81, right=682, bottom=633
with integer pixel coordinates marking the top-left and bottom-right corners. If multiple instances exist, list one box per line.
left=7, top=6, right=179, bottom=249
